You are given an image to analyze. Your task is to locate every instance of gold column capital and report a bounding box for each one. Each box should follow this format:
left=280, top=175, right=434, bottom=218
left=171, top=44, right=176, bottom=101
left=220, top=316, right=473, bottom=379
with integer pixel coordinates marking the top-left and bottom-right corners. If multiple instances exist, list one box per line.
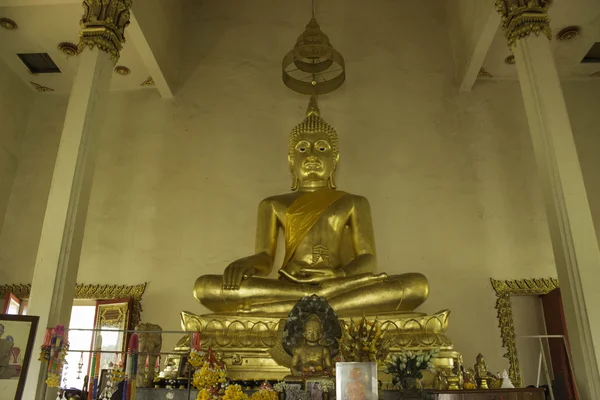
left=495, top=0, right=553, bottom=49
left=78, top=0, right=133, bottom=62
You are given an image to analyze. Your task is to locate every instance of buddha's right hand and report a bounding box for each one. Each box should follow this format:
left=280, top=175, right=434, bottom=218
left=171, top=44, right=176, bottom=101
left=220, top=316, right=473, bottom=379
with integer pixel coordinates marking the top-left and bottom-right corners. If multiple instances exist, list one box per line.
left=223, top=258, right=257, bottom=290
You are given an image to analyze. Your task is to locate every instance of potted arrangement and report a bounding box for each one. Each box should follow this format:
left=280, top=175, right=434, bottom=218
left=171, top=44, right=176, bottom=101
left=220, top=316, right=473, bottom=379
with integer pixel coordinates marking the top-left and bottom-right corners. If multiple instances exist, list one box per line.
left=273, top=381, right=288, bottom=400
left=384, top=349, right=439, bottom=391
left=316, top=379, right=335, bottom=400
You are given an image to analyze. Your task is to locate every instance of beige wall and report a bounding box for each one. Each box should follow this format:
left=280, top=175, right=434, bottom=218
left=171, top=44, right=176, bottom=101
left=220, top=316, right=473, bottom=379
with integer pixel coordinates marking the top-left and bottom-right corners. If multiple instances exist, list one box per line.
left=1, top=0, right=600, bottom=380
left=0, top=94, right=66, bottom=280
left=0, top=58, right=32, bottom=237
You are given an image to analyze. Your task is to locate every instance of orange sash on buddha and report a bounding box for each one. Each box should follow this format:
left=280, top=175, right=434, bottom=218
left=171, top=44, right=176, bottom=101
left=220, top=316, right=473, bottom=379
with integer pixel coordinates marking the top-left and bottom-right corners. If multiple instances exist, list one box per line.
left=282, top=189, right=348, bottom=268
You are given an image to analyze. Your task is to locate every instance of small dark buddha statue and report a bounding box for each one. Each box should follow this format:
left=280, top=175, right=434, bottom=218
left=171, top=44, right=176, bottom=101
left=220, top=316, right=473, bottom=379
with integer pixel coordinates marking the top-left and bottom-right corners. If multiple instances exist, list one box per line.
left=291, top=314, right=333, bottom=377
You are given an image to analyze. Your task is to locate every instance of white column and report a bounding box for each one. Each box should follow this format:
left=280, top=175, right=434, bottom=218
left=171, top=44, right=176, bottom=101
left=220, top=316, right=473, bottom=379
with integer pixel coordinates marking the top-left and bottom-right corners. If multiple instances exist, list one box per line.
left=23, top=47, right=114, bottom=400
left=501, top=9, right=600, bottom=400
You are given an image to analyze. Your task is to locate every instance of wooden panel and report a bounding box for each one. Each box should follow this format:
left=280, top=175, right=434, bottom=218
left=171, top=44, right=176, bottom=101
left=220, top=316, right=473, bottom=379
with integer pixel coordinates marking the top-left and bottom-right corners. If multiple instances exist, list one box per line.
left=425, top=388, right=546, bottom=400
left=542, top=288, right=578, bottom=399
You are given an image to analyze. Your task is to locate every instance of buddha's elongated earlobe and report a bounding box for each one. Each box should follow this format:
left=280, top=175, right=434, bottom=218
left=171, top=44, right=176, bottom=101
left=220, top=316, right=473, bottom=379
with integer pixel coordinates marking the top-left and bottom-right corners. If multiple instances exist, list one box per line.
left=291, top=174, right=300, bottom=191
left=328, top=174, right=336, bottom=189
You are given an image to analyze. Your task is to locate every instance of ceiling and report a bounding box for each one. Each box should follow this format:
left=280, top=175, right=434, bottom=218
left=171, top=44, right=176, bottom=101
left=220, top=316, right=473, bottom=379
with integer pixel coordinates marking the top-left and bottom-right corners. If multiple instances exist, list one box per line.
left=481, top=0, right=600, bottom=79
left=0, top=3, right=152, bottom=94
left=1, top=1, right=599, bottom=94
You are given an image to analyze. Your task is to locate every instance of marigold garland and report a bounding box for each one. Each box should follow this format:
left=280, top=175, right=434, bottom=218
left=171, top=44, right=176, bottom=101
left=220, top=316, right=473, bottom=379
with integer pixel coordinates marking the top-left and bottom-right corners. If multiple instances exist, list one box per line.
left=188, top=349, right=207, bottom=369
left=223, top=384, right=249, bottom=400
left=192, top=361, right=227, bottom=390
left=250, top=390, right=277, bottom=400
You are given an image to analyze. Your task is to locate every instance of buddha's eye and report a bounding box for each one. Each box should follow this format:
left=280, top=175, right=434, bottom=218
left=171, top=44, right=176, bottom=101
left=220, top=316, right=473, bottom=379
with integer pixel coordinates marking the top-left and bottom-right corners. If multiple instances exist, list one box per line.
left=296, top=141, right=310, bottom=153
left=315, top=140, right=330, bottom=152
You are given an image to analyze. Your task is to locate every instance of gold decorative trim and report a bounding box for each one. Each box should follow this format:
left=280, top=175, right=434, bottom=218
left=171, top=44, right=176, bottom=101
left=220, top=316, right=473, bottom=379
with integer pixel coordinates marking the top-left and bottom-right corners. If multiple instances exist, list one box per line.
left=140, top=76, right=155, bottom=87
left=58, top=42, right=79, bottom=57
left=114, top=65, right=130, bottom=76
left=78, top=0, right=133, bottom=62
left=556, top=26, right=580, bottom=41
left=0, top=283, right=147, bottom=328
left=30, top=82, right=54, bottom=92
left=495, top=0, right=553, bottom=49
left=505, top=54, right=516, bottom=65
left=0, top=17, right=17, bottom=30
left=478, top=67, right=493, bottom=78
left=490, top=278, right=559, bottom=388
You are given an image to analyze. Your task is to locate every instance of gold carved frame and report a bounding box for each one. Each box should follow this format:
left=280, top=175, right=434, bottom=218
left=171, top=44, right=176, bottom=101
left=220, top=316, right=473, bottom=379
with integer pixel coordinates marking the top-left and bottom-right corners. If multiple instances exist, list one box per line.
left=490, top=277, right=559, bottom=388
left=0, top=283, right=147, bottom=328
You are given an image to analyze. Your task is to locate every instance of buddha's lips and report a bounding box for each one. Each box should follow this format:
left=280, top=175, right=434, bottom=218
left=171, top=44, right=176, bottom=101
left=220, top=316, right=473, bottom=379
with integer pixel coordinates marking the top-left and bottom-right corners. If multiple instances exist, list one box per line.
left=303, top=162, right=322, bottom=169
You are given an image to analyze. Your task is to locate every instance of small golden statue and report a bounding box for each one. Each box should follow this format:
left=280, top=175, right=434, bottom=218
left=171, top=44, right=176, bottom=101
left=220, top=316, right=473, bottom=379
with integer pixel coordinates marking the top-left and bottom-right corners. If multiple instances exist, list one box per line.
left=474, top=353, right=490, bottom=389
left=194, top=96, right=428, bottom=316
left=290, top=314, right=333, bottom=377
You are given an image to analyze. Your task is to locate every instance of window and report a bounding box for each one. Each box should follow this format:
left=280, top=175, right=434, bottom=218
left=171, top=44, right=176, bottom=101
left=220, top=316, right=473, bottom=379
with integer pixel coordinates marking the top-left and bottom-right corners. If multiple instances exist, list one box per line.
left=10, top=298, right=132, bottom=390
left=63, top=304, right=96, bottom=389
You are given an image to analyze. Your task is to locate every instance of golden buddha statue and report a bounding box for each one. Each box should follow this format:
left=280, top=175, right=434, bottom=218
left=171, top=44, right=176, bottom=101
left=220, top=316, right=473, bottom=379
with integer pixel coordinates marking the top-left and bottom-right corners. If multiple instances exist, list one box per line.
left=193, top=96, right=429, bottom=317
left=183, top=96, right=457, bottom=381
left=290, top=314, right=332, bottom=377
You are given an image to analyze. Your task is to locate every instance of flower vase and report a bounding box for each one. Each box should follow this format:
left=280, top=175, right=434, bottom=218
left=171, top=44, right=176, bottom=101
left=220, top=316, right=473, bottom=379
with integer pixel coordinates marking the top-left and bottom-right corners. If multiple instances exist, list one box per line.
left=322, top=392, right=329, bottom=400
left=278, top=392, right=285, bottom=400
left=400, top=377, right=419, bottom=391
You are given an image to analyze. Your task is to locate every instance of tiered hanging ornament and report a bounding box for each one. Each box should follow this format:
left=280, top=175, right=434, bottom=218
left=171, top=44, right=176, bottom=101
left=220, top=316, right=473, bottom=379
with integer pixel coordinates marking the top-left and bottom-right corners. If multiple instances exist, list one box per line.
left=282, top=0, right=345, bottom=95
left=39, top=325, right=69, bottom=388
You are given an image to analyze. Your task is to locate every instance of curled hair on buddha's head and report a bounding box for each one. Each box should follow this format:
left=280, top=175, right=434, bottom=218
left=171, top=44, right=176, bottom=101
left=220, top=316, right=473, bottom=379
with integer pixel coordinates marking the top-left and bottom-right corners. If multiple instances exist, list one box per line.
left=288, top=96, right=339, bottom=190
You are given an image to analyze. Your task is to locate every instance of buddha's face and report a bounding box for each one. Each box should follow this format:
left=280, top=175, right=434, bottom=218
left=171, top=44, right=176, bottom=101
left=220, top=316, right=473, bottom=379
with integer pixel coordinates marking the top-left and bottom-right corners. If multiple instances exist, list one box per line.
left=303, top=321, right=322, bottom=343
left=290, top=132, right=337, bottom=185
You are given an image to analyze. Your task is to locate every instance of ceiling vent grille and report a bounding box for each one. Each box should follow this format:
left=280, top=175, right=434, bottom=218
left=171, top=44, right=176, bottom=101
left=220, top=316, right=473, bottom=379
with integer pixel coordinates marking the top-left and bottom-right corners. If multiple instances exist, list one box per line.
left=581, top=43, right=600, bottom=63
left=17, top=53, right=61, bottom=73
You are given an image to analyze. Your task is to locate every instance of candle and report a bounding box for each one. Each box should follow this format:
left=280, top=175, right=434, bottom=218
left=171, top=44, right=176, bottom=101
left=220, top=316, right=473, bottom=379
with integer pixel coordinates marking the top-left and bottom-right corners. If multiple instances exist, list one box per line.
left=155, top=354, right=160, bottom=369
left=192, top=332, right=201, bottom=350
left=145, top=354, right=149, bottom=368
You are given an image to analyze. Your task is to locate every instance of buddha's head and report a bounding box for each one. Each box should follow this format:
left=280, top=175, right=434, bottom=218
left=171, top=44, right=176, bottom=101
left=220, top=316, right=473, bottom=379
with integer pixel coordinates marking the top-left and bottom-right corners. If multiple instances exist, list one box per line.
left=303, top=314, right=323, bottom=343
left=289, top=96, right=339, bottom=190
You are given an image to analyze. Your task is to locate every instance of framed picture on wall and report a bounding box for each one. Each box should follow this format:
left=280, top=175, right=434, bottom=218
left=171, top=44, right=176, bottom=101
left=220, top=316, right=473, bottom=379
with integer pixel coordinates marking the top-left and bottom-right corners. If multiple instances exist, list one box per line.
left=0, top=314, right=39, bottom=400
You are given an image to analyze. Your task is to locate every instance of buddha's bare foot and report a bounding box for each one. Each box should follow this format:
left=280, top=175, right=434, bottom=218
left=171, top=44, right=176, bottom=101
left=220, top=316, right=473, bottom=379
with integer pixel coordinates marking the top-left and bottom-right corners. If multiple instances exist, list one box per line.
left=237, top=303, right=254, bottom=315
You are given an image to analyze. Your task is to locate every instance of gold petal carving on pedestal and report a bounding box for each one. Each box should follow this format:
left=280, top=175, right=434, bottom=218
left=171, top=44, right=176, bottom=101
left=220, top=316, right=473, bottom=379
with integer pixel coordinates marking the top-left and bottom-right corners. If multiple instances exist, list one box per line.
left=180, top=310, right=452, bottom=350
left=495, top=0, right=553, bottom=49
left=78, top=0, right=133, bottom=62
left=478, top=67, right=493, bottom=78
left=505, top=54, right=516, bottom=65
left=140, top=76, right=155, bottom=87
left=490, top=277, right=559, bottom=388
left=0, top=282, right=147, bottom=328
left=30, top=82, right=54, bottom=92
